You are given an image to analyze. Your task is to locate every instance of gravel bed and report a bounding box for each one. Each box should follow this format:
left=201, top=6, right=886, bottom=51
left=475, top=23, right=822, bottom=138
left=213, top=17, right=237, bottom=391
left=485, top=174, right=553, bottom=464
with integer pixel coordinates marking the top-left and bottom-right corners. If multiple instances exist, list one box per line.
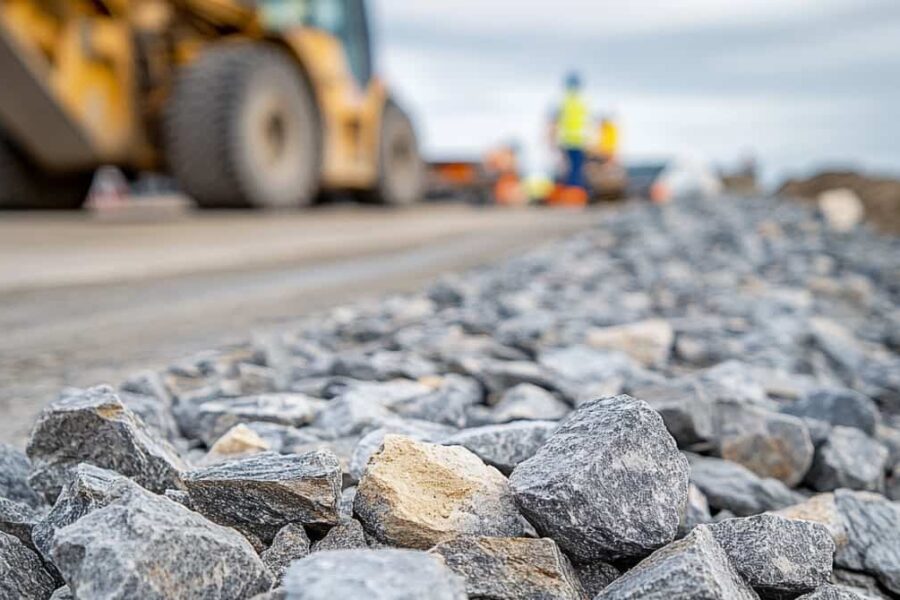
left=2, top=195, right=899, bottom=599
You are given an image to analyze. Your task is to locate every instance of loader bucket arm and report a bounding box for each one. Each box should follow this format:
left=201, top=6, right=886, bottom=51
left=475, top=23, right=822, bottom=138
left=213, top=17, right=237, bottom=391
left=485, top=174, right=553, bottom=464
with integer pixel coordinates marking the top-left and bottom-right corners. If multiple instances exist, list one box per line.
left=0, top=20, right=99, bottom=170
left=0, top=1, right=140, bottom=172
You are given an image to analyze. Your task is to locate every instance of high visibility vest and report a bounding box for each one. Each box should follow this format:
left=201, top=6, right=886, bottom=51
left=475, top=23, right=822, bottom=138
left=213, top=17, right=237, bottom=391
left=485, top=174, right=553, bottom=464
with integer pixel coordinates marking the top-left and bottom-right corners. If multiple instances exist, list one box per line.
left=557, top=92, right=588, bottom=149
left=599, top=121, right=619, bottom=158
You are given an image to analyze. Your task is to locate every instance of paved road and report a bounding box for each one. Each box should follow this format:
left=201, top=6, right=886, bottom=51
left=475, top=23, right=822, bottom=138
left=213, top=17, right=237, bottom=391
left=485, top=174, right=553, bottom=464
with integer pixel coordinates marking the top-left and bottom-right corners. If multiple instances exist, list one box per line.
left=0, top=203, right=599, bottom=445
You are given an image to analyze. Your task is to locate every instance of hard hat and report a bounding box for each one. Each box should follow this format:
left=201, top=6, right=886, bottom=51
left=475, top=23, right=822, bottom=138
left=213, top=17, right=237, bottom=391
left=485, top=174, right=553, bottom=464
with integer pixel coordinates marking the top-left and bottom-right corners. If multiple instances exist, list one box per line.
left=565, top=72, right=582, bottom=91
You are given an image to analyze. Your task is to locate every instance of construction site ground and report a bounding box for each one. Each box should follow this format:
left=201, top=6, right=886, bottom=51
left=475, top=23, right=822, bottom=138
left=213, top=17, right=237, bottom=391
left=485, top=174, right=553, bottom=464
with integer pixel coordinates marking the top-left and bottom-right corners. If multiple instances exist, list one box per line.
left=0, top=201, right=599, bottom=445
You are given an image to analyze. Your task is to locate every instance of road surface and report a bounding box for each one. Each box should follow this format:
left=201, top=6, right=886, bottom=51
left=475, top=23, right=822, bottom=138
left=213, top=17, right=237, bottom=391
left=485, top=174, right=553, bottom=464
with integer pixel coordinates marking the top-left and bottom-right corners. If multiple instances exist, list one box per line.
left=0, top=203, right=599, bottom=445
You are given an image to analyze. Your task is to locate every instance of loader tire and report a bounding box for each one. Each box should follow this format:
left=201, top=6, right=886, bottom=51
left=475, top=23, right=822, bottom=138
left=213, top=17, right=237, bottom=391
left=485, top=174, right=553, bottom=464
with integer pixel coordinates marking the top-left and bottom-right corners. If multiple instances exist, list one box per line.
left=164, top=43, right=320, bottom=209
left=366, top=103, right=424, bottom=206
left=0, top=135, right=90, bottom=210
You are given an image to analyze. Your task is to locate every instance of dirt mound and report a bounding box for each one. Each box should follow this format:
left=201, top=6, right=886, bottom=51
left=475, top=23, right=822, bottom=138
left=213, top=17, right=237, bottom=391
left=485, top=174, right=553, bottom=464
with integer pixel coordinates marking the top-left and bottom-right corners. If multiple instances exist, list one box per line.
left=778, top=171, right=900, bottom=234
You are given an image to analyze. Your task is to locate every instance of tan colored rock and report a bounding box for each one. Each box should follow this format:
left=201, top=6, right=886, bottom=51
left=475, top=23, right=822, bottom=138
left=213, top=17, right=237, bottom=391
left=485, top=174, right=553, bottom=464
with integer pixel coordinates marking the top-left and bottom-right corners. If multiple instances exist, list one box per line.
left=200, top=424, right=270, bottom=466
left=354, top=435, right=529, bottom=549
left=586, top=319, right=674, bottom=367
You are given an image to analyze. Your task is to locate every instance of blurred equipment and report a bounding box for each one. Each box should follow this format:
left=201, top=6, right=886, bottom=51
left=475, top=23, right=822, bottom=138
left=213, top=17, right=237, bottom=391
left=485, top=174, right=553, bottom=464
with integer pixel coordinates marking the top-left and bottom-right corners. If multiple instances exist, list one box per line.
left=584, top=115, right=627, bottom=202
left=719, top=153, right=760, bottom=195
left=0, top=0, right=424, bottom=209
left=426, top=160, right=493, bottom=205
left=425, top=144, right=525, bottom=206
left=483, top=144, right=525, bottom=206
left=626, top=159, right=723, bottom=204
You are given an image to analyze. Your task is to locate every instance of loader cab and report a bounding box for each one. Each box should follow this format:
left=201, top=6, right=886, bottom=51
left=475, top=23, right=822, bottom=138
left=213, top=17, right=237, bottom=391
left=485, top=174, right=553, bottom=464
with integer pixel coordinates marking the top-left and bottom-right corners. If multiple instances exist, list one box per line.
left=261, top=0, right=373, bottom=87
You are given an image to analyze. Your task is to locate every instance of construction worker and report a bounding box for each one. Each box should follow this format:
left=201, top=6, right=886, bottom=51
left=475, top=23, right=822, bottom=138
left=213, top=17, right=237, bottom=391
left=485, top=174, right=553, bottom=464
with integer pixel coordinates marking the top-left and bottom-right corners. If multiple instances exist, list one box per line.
left=550, top=72, right=590, bottom=206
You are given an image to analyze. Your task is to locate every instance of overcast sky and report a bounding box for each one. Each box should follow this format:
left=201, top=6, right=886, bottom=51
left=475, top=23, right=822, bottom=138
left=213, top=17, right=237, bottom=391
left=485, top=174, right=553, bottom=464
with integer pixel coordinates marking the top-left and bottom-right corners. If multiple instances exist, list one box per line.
left=370, top=0, right=900, bottom=184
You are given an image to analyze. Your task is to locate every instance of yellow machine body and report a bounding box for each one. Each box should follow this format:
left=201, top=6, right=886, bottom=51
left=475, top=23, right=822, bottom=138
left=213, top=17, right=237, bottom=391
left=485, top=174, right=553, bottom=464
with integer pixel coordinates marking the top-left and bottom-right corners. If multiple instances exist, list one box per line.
left=0, top=0, right=386, bottom=191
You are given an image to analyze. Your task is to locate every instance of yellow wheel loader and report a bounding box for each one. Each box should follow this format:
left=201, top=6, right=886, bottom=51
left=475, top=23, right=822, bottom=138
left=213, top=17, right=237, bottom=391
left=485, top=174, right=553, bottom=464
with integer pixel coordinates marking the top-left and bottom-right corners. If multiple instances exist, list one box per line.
left=0, top=0, right=424, bottom=209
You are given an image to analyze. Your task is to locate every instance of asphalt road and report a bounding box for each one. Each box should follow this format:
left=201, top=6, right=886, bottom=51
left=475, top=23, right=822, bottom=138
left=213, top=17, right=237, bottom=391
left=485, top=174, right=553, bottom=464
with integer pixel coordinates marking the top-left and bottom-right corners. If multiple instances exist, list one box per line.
left=0, top=202, right=599, bottom=445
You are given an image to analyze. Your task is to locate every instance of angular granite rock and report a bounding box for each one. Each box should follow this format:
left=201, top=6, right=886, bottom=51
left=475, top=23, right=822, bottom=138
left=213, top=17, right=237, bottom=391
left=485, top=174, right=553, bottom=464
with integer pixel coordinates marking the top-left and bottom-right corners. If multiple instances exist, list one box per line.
left=384, top=374, right=483, bottom=428
left=772, top=493, right=852, bottom=566
left=510, top=396, right=689, bottom=561
left=443, top=420, right=557, bottom=475
left=689, top=454, right=802, bottom=516
left=354, top=435, right=529, bottom=549
left=455, top=357, right=559, bottom=397
left=537, top=346, right=632, bottom=405
left=715, top=402, right=814, bottom=486
left=311, top=518, right=368, bottom=552
left=430, top=536, right=585, bottom=600
left=331, top=350, right=438, bottom=382
left=261, top=523, right=310, bottom=584
left=250, top=589, right=286, bottom=600
left=183, top=451, right=341, bottom=540
left=26, top=386, right=186, bottom=501
left=585, top=319, right=674, bottom=368
left=709, top=514, right=834, bottom=596
left=679, top=483, right=713, bottom=536
left=32, top=464, right=134, bottom=559
left=50, top=586, right=75, bottom=600
left=0, top=531, right=56, bottom=600
left=596, top=526, right=759, bottom=599
left=0, top=497, right=40, bottom=549
left=575, top=560, right=622, bottom=598
left=50, top=482, right=273, bottom=599
left=632, top=379, right=716, bottom=447
left=310, top=393, right=401, bottom=439
left=834, top=489, right=900, bottom=594
left=118, top=390, right=181, bottom=442
left=698, top=361, right=770, bottom=406
left=482, top=383, right=570, bottom=424
left=0, top=443, right=43, bottom=508
left=339, top=487, right=356, bottom=520
left=537, top=346, right=633, bottom=389
left=796, top=586, right=868, bottom=599
left=783, top=389, right=881, bottom=437
left=806, top=427, right=888, bottom=492
left=831, top=568, right=895, bottom=600
left=163, top=488, right=193, bottom=509
left=188, top=393, right=326, bottom=446
left=283, top=549, right=466, bottom=600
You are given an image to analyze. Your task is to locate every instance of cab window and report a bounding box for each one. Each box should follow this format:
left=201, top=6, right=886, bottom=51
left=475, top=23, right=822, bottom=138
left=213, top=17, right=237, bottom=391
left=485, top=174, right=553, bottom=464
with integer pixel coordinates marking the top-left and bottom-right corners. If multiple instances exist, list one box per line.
left=261, top=0, right=372, bottom=87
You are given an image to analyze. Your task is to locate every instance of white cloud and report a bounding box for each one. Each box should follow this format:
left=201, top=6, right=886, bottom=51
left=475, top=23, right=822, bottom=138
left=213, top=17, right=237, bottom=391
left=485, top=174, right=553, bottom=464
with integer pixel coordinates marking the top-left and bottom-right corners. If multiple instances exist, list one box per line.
left=710, top=19, right=900, bottom=74
left=374, top=0, right=854, bottom=39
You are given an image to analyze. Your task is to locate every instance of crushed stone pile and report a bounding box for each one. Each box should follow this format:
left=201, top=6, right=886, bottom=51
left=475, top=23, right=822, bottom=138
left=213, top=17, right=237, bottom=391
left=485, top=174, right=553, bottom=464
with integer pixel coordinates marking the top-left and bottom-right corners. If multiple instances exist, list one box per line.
left=2, top=195, right=899, bottom=599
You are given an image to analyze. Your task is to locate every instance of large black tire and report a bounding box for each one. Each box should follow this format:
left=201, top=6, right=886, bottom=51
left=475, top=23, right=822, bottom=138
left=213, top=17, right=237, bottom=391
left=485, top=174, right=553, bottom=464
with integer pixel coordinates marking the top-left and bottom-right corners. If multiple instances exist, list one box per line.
left=367, top=103, right=424, bottom=206
left=0, top=135, right=90, bottom=210
left=164, top=43, right=321, bottom=209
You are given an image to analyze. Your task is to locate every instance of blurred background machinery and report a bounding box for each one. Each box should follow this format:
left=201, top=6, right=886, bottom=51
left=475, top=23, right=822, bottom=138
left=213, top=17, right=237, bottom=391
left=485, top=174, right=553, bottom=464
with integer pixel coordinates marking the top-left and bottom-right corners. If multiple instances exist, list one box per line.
left=0, top=0, right=424, bottom=209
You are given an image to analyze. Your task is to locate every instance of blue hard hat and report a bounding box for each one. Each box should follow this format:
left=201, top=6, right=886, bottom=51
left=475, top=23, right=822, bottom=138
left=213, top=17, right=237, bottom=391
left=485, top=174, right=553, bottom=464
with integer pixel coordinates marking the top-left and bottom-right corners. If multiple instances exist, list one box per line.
left=565, top=72, right=582, bottom=90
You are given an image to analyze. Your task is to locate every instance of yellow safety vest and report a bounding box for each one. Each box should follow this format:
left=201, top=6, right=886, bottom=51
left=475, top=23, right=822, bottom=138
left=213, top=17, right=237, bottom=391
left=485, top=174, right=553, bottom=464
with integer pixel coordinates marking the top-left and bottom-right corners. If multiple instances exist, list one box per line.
left=557, top=92, right=588, bottom=149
